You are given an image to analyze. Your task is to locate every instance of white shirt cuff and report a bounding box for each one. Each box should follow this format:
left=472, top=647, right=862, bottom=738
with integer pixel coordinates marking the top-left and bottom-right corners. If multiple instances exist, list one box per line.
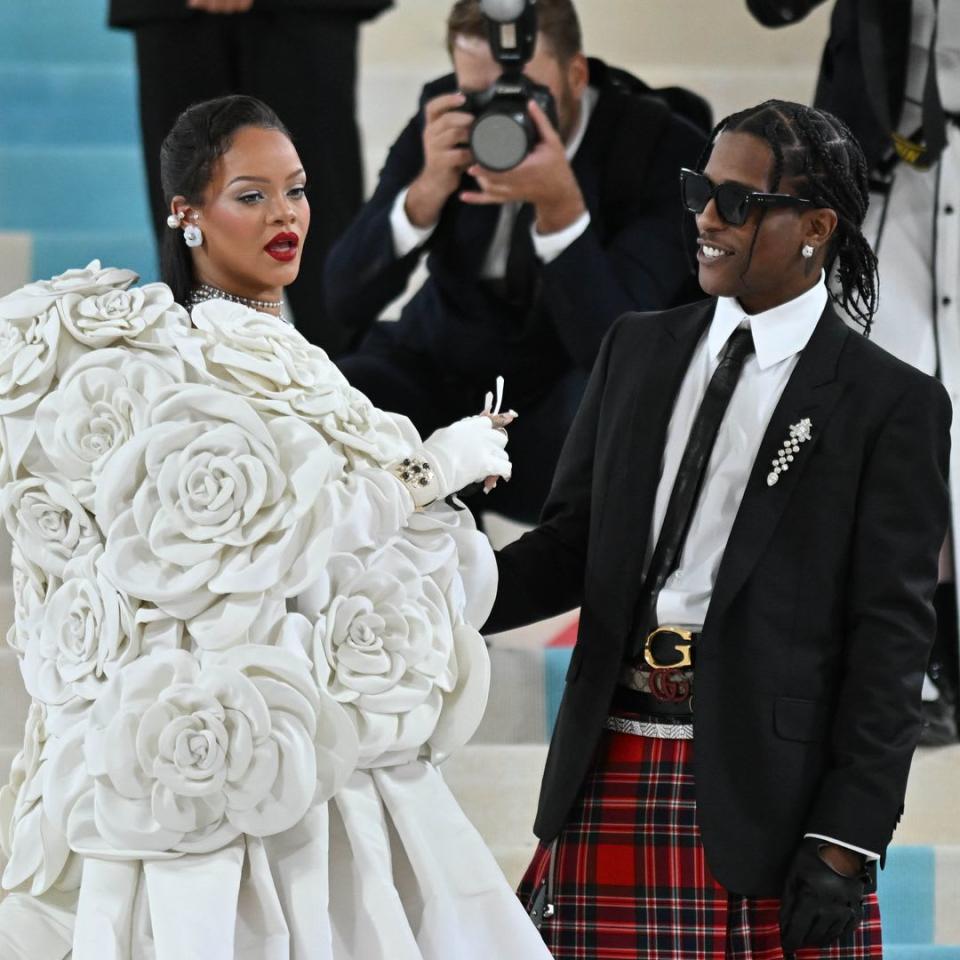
left=390, top=186, right=437, bottom=258
left=531, top=210, right=591, bottom=264
left=804, top=834, right=880, bottom=862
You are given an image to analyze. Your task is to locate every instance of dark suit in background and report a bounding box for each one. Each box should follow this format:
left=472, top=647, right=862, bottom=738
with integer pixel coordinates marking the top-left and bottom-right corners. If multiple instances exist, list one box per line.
left=746, top=0, right=912, bottom=171
left=486, top=300, right=950, bottom=894
left=329, top=59, right=707, bottom=523
left=108, top=0, right=392, bottom=356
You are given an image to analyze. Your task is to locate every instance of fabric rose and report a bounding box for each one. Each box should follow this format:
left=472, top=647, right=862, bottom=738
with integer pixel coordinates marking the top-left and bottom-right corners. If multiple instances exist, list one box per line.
left=58, top=283, right=188, bottom=348
left=33, top=348, right=183, bottom=508
left=2, top=478, right=101, bottom=580
left=95, top=384, right=338, bottom=648
left=302, top=541, right=459, bottom=765
left=0, top=260, right=138, bottom=327
left=0, top=704, right=75, bottom=895
left=22, top=546, right=140, bottom=711
left=0, top=302, right=61, bottom=416
left=173, top=300, right=409, bottom=467
left=7, top=542, right=59, bottom=657
left=45, top=646, right=357, bottom=857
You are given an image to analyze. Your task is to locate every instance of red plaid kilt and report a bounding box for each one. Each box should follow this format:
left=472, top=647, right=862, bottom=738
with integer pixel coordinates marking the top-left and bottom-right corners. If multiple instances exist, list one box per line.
left=517, top=729, right=882, bottom=959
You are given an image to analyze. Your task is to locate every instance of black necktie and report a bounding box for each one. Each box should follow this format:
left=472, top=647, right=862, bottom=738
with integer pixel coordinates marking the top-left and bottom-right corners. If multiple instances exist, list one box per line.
left=629, top=327, right=756, bottom=659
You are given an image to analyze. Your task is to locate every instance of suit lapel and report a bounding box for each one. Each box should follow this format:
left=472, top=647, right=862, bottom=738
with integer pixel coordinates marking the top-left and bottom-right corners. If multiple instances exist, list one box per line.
left=605, top=301, right=714, bottom=625
left=704, top=305, right=850, bottom=632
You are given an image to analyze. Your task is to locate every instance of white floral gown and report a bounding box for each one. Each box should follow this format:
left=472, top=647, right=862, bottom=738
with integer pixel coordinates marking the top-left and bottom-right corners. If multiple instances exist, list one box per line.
left=0, top=263, right=550, bottom=960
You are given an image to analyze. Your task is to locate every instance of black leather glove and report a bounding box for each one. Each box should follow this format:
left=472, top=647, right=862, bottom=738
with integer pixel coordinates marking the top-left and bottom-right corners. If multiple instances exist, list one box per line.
left=779, top=838, right=872, bottom=955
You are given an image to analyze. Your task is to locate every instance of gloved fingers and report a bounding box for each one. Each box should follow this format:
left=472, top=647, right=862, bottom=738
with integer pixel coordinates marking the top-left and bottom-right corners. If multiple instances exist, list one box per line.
left=780, top=892, right=819, bottom=954
left=805, top=907, right=847, bottom=946
left=816, top=912, right=854, bottom=948
left=484, top=453, right=512, bottom=480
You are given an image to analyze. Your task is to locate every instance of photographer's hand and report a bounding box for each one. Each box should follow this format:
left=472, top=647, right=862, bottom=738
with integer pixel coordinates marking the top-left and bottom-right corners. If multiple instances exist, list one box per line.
left=461, top=100, right=586, bottom=233
left=405, top=93, right=475, bottom=229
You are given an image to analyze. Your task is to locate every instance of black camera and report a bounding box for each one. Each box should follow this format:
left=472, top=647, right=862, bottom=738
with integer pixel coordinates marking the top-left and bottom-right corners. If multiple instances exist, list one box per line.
left=461, top=0, right=559, bottom=172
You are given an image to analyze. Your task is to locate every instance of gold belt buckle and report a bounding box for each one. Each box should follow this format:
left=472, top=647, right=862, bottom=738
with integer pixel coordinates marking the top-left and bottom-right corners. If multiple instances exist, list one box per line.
left=643, top=626, right=694, bottom=670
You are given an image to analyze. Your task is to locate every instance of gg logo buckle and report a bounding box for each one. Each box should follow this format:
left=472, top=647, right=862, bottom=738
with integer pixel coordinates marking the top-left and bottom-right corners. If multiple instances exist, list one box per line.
left=643, top=626, right=694, bottom=670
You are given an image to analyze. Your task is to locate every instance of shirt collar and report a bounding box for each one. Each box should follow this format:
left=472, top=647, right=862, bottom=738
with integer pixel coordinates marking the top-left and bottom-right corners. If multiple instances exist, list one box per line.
left=708, top=276, right=828, bottom=370
left=565, top=85, right=597, bottom=161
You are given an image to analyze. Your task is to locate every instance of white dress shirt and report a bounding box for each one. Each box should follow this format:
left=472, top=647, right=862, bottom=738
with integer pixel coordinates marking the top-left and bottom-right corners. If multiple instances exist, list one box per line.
left=652, top=278, right=827, bottom=628
left=649, top=277, right=879, bottom=861
left=390, top=86, right=597, bottom=271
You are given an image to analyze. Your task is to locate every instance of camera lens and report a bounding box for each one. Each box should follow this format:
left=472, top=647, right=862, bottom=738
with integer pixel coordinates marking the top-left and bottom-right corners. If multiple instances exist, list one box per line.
left=470, top=112, right=531, bottom=171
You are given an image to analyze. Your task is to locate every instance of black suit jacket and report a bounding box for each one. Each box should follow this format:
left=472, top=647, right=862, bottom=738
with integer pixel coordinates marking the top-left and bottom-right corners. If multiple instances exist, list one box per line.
left=325, top=59, right=707, bottom=405
left=485, top=299, right=951, bottom=896
left=747, top=0, right=913, bottom=170
left=109, top=0, right=391, bottom=28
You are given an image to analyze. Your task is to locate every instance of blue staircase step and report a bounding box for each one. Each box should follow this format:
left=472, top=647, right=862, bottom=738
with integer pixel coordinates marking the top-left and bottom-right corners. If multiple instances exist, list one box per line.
left=0, top=0, right=133, bottom=64
left=0, top=147, right=152, bottom=231
left=885, top=949, right=960, bottom=959
left=880, top=846, right=936, bottom=946
left=32, top=231, right=158, bottom=287
left=0, top=65, right=138, bottom=146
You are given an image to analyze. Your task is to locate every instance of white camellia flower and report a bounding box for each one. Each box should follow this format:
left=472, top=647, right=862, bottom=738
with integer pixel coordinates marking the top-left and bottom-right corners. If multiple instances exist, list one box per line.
left=175, top=300, right=409, bottom=467
left=33, top=348, right=183, bottom=508
left=22, top=546, right=140, bottom=710
left=58, top=283, right=187, bottom=348
left=0, top=260, right=138, bottom=324
left=0, top=703, right=75, bottom=896
left=0, top=302, right=61, bottom=416
left=94, top=383, right=338, bottom=648
left=45, top=646, right=357, bottom=857
left=2, top=478, right=101, bottom=580
left=7, top=542, right=59, bottom=657
left=303, top=541, right=459, bottom=765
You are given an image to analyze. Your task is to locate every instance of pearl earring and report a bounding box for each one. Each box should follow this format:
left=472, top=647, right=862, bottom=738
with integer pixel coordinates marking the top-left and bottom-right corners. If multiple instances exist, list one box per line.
left=183, top=220, right=203, bottom=248
left=166, top=211, right=184, bottom=229
left=801, top=244, right=815, bottom=259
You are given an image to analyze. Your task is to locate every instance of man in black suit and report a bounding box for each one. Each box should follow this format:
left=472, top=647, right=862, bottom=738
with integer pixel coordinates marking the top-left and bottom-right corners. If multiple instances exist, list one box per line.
left=328, top=0, right=707, bottom=525
left=108, top=0, right=392, bottom=356
left=747, top=0, right=960, bottom=745
left=488, top=100, right=950, bottom=957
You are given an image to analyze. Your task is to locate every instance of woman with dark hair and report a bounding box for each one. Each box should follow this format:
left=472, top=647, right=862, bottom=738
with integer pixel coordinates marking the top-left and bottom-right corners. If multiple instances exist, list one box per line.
left=0, top=93, right=553, bottom=959
left=487, top=99, right=949, bottom=958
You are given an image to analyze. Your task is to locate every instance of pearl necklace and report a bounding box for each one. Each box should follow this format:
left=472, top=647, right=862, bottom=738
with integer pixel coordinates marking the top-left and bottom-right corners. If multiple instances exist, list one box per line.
left=187, top=282, right=287, bottom=321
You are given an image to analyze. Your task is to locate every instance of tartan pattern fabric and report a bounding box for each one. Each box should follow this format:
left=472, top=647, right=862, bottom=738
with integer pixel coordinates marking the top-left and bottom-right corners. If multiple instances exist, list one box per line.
left=517, top=729, right=883, bottom=959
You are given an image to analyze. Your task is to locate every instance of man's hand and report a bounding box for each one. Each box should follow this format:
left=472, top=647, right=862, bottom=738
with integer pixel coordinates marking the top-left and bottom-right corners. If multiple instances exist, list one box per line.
left=779, top=839, right=869, bottom=955
left=405, top=92, right=475, bottom=229
left=460, top=100, right=587, bottom=235
left=187, top=0, right=254, bottom=11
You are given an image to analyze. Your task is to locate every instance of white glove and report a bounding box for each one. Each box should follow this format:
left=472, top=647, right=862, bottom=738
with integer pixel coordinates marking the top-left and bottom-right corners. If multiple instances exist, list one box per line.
left=421, top=415, right=511, bottom=502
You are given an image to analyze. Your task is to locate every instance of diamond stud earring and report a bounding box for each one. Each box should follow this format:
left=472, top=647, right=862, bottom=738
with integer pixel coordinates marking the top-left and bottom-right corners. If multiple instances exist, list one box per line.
left=801, top=244, right=815, bottom=259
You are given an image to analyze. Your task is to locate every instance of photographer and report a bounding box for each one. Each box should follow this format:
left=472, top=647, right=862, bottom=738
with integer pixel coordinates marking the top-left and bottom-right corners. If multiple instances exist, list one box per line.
left=329, top=0, right=707, bottom=524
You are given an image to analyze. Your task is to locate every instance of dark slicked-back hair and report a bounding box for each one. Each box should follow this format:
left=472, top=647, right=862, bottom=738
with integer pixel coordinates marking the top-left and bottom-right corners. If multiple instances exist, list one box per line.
left=159, top=95, right=292, bottom=306
left=697, top=99, right=878, bottom=334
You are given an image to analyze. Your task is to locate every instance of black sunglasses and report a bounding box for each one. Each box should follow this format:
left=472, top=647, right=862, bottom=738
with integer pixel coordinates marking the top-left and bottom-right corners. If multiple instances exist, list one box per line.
left=679, top=168, right=812, bottom=227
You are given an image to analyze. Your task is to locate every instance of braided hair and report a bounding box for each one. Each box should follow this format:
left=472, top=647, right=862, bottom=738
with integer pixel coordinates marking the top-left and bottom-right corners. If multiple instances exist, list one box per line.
left=159, top=95, right=292, bottom=306
left=695, top=100, right=878, bottom=334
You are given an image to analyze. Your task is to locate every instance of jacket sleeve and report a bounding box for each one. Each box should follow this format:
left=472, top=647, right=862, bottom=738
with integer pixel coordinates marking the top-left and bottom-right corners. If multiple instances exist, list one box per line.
left=539, top=115, right=704, bottom=369
left=746, top=0, right=830, bottom=27
left=804, top=375, right=952, bottom=855
left=324, top=112, right=430, bottom=334
left=484, top=314, right=623, bottom=633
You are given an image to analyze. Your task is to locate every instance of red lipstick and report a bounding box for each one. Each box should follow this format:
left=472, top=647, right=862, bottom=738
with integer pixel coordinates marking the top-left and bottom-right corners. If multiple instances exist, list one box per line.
left=264, top=232, right=299, bottom=263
